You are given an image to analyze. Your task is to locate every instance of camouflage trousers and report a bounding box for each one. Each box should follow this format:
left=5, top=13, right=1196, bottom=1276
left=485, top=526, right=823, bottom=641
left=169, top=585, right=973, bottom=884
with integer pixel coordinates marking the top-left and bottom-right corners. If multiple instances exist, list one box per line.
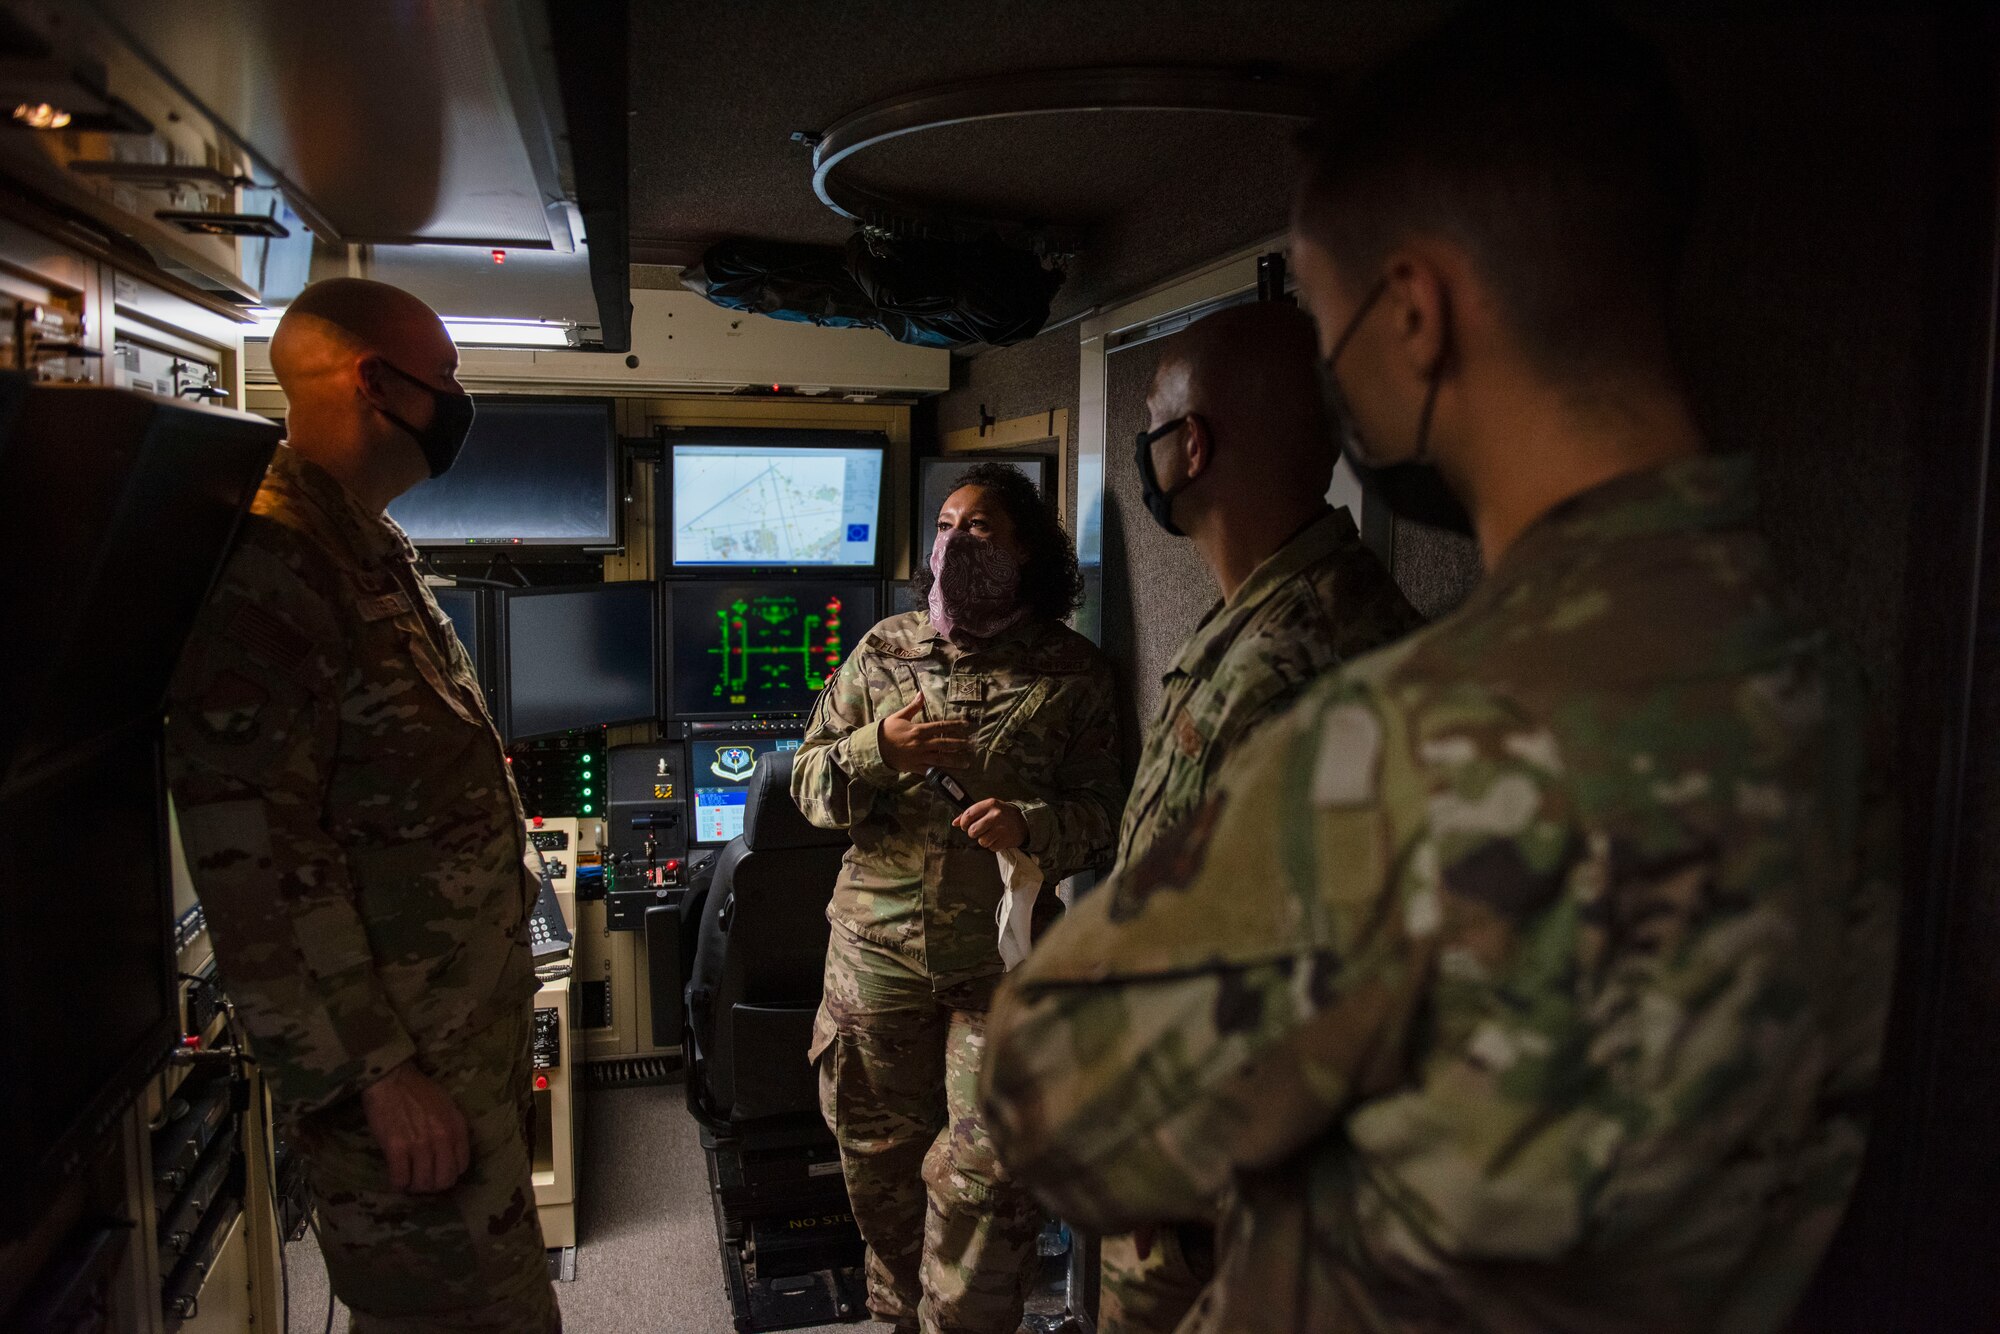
left=295, top=1004, right=558, bottom=1334
left=812, top=927, right=1042, bottom=1334
left=1099, top=1223, right=1216, bottom=1334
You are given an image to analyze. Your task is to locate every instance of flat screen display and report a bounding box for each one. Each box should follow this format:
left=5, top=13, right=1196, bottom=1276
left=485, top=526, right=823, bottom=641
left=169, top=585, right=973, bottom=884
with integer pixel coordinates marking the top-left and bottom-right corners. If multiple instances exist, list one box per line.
left=666, top=581, right=880, bottom=719
left=501, top=583, right=656, bottom=742
left=387, top=397, right=618, bottom=546
left=689, top=736, right=804, bottom=845
left=670, top=441, right=884, bottom=570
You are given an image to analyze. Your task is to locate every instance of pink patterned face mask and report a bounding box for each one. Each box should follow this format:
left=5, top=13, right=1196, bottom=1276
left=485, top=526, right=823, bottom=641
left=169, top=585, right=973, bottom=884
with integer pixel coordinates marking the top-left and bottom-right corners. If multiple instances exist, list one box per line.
left=927, top=528, right=1029, bottom=642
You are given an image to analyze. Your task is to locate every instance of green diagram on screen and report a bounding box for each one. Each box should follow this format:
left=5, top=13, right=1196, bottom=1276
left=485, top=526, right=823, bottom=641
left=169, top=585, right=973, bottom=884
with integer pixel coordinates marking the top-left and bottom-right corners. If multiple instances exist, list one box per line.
left=702, top=591, right=849, bottom=708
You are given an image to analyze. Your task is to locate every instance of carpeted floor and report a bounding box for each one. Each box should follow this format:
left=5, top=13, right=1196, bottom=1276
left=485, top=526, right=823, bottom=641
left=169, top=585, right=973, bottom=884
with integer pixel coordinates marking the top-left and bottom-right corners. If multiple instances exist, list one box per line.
left=282, top=1080, right=891, bottom=1334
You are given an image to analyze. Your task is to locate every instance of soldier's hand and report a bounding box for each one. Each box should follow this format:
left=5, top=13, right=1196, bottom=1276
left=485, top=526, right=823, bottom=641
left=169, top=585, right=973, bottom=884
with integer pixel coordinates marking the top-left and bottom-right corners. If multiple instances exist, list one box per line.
left=956, top=798, right=1029, bottom=851
left=361, top=1061, right=472, bottom=1194
left=879, top=696, right=975, bottom=773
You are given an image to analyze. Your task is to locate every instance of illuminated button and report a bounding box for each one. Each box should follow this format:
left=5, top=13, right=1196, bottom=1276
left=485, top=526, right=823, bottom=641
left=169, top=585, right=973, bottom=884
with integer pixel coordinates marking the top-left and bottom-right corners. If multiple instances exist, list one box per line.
left=534, top=1074, right=549, bottom=1090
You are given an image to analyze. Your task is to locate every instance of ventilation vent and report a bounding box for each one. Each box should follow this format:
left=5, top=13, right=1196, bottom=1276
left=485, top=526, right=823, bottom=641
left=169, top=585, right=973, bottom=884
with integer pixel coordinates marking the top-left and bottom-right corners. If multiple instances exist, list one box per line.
left=584, top=1055, right=681, bottom=1089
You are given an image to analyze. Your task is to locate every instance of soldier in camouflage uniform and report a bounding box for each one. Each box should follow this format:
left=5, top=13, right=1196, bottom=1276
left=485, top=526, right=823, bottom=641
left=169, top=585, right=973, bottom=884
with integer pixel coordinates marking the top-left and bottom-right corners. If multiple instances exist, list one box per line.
left=983, top=11, right=1897, bottom=1334
left=167, top=279, right=556, bottom=1333
left=1103, top=302, right=1422, bottom=1334
left=795, top=465, right=1122, bottom=1334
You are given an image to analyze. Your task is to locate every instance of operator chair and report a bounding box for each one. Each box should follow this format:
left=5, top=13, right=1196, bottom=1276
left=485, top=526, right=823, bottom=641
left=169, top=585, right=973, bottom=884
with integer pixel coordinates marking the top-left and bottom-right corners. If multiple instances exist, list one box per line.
left=645, top=752, right=866, bottom=1331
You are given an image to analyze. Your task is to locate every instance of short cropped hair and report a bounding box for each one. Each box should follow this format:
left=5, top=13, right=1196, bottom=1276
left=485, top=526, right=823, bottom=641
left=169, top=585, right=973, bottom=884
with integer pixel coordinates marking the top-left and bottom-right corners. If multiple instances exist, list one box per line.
left=916, top=462, right=1084, bottom=624
left=1295, top=2, right=1697, bottom=379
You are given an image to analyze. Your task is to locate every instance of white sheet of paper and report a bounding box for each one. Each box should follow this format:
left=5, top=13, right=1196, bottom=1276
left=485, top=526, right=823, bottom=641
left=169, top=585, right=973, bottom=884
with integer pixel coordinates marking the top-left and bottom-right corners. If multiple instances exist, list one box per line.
left=995, top=847, right=1044, bottom=971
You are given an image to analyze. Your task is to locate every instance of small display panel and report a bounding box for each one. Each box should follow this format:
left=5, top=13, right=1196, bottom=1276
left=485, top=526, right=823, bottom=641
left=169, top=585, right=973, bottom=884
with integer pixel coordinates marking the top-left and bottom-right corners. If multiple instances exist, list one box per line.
left=502, top=584, right=657, bottom=742
left=690, top=736, right=804, bottom=845
left=387, top=397, right=618, bottom=546
left=667, top=581, right=880, bottom=719
left=670, top=441, right=884, bottom=569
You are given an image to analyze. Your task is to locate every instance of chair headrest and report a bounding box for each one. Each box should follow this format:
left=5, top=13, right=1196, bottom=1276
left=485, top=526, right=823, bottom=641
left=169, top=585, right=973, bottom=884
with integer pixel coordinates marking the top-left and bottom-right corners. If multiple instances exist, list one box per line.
left=743, top=751, right=848, bottom=852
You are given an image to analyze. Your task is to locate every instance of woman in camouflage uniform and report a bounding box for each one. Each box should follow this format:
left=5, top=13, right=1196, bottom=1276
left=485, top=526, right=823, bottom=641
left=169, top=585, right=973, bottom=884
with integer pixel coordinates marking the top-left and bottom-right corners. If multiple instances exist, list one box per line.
left=793, top=464, right=1123, bottom=1334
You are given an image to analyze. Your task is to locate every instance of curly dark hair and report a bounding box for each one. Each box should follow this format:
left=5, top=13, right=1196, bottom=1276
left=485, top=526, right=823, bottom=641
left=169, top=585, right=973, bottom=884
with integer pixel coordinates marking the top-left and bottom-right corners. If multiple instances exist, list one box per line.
left=915, top=461, right=1083, bottom=624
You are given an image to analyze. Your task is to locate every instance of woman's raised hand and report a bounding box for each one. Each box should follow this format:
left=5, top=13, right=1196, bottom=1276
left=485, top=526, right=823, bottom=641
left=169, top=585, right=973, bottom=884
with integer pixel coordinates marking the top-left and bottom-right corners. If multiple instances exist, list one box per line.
left=879, top=696, right=975, bottom=773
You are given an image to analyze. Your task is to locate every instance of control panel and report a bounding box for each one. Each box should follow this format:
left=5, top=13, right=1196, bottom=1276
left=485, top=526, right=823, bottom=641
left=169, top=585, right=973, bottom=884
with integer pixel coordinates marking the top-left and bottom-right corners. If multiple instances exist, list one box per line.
left=532, top=1006, right=563, bottom=1070
left=508, top=732, right=604, bottom=818
left=605, top=743, right=687, bottom=867
left=684, top=717, right=809, bottom=739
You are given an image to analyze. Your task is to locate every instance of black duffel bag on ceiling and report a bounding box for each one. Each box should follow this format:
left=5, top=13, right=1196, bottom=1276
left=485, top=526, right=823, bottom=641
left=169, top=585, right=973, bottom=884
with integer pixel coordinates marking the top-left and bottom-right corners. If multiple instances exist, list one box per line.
left=681, top=233, right=1064, bottom=351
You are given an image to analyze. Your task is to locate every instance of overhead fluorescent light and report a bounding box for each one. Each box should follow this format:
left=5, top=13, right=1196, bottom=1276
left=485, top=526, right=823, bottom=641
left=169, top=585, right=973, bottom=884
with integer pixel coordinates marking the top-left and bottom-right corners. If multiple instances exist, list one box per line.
left=444, top=318, right=571, bottom=348
left=242, top=308, right=572, bottom=348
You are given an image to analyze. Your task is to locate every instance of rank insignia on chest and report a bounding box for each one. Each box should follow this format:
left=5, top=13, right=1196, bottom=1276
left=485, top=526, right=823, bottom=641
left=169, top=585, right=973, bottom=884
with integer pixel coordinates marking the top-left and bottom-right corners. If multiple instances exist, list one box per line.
left=948, top=675, right=984, bottom=703
left=1174, top=707, right=1206, bottom=759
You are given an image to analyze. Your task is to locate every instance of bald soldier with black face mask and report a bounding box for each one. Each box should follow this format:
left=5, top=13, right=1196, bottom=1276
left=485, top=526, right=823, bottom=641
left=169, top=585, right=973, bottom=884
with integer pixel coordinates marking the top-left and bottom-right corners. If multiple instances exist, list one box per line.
left=167, top=278, right=558, bottom=1333
left=1103, top=302, right=1421, bottom=1334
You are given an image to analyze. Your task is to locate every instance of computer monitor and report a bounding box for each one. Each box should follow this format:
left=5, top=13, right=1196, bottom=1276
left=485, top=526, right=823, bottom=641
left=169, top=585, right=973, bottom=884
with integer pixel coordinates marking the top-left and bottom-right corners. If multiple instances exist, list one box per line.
left=498, top=583, right=658, bottom=743
left=387, top=396, right=619, bottom=547
left=665, top=581, right=881, bottom=720
left=431, top=586, right=495, bottom=709
left=666, top=431, right=886, bottom=573
left=688, top=735, right=805, bottom=845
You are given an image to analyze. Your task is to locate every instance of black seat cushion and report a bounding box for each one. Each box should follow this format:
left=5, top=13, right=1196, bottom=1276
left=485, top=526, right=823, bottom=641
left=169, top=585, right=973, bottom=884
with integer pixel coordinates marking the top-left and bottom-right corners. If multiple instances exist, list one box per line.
left=743, top=752, right=849, bottom=852
left=685, top=751, right=850, bottom=1129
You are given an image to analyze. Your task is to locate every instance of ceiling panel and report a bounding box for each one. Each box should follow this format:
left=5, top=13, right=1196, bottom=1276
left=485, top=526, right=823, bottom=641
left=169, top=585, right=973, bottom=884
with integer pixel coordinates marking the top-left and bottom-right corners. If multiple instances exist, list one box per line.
left=625, top=0, right=1447, bottom=319
left=88, top=0, right=568, bottom=247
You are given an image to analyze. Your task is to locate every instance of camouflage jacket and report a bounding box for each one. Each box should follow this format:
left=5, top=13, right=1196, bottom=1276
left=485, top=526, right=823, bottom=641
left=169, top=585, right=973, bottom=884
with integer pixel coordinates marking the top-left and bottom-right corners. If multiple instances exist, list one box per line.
left=793, top=610, right=1122, bottom=990
left=167, top=446, right=535, bottom=1119
left=1117, top=507, right=1421, bottom=871
left=983, top=455, right=1898, bottom=1334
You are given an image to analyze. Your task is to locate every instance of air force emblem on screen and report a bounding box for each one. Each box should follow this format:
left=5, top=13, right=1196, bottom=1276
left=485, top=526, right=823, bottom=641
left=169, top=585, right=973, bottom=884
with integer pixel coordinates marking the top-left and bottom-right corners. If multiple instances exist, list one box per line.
left=710, top=746, right=758, bottom=782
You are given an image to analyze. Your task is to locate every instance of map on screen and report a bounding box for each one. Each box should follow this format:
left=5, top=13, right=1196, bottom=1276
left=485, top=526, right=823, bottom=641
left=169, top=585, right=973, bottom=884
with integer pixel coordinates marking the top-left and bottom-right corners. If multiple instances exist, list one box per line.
left=672, top=443, right=883, bottom=567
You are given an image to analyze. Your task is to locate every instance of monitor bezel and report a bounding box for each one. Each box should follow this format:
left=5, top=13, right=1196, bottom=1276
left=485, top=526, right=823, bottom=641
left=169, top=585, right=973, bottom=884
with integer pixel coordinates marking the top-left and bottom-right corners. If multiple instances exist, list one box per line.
left=661, top=578, right=882, bottom=723
left=660, top=428, right=890, bottom=578
left=494, top=581, right=660, bottom=744
left=396, top=394, right=622, bottom=551
left=685, top=733, right=808, bottom=847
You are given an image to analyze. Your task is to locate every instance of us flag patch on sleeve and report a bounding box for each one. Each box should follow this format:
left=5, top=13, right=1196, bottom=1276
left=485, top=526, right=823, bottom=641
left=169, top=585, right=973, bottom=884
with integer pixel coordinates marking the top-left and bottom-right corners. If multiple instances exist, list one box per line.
left=230, top=603, right=313, bottom=677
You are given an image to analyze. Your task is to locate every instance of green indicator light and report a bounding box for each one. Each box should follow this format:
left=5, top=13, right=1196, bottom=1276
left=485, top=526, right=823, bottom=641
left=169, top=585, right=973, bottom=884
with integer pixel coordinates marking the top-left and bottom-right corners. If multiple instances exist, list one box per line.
left=581, top=754, right=593, bottom=763
left=581, top=787, right=592, bottom=796
left=581, top=769, right=592, bottom=778
left=583, top=804, right=594, bottom=813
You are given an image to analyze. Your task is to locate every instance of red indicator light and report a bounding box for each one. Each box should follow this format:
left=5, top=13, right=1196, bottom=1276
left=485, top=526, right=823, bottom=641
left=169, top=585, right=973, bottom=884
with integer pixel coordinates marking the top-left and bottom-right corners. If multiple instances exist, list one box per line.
left=532, top=816, right=544, bottom=828
left=492, top=249, right=506, bottom=264
left=534, top=1074, right=549, bottom=1090
left=181, top=1034, right=202, bottom=1049
left=771, top=383, right=781, bottom=392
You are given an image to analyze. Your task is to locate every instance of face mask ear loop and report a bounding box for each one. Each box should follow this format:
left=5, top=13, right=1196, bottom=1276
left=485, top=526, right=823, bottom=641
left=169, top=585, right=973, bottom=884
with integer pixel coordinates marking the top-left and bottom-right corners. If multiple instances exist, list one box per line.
left=1410, top=297, right=1450, bottom=466
left=1412, top=365, right=1443, bottom=466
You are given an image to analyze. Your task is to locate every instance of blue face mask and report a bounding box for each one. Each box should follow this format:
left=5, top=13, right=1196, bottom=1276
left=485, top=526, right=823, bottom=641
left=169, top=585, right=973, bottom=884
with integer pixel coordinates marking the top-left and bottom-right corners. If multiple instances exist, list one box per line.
left=375, top=360, right=477, bottom=478
left=1318, top=277, right=1472, bottom=536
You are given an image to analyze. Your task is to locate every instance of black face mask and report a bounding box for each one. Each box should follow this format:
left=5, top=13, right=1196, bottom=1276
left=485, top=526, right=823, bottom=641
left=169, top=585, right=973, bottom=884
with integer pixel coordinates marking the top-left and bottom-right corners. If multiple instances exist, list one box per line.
left=1133, top=415, right=1203, bottom=537
left=1318, top=278, right=1474, bottom=537
left=375, top=360, right=476, bottom=478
